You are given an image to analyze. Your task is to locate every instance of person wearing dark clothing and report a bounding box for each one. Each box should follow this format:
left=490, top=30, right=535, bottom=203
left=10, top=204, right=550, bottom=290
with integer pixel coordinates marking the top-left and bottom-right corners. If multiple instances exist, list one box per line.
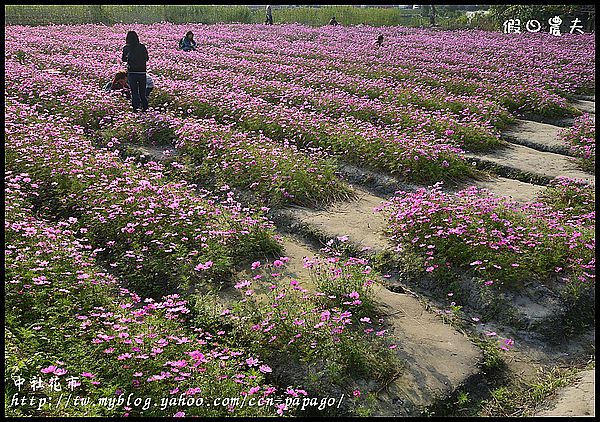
left=122, top=31, right=149, bottom=112
left=375, top=34, right=384, bottom=48
left=329, top=16, right=339, bottom=26
left=103, top=70, right=131, bottom=100
left=265, top=5, right=273, bottom=25
left=178, top=31, right=197, bottom=51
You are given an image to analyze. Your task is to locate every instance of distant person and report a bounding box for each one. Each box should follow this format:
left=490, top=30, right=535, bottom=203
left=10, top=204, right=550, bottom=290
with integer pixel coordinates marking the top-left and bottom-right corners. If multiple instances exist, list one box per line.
left=329, top=16, right=339, bottom=26
left=265, top=5, right=273, bottom=25
left=178, top=31, right=197, bottom=52
left=145, top=73, right=154, bottom=98
left=103, top=70, right=131, bottom=100
left=375, top=34, right=384, bottom=48
left=121, top=30, right=149, bottom=112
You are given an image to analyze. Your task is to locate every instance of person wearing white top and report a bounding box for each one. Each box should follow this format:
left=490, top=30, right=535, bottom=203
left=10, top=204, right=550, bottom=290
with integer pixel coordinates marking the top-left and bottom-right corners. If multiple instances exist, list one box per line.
left=145, top=73, right=154, bottom=98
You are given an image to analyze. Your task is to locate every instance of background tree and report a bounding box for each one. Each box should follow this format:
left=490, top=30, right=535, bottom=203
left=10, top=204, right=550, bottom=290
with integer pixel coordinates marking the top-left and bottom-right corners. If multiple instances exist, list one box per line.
left=489, top=4, right=595, bottom=32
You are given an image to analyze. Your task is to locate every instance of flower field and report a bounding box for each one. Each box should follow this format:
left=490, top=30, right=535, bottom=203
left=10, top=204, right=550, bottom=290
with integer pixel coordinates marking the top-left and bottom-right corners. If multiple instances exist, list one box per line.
left=4, top=22, right=595, bottom=417
left=560, top=113, right=595, bottom=173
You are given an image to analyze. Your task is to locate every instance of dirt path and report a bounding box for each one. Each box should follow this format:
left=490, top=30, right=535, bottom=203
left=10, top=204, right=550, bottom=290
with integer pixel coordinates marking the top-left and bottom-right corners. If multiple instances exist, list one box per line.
left=372, top=283, right=481, bottom=415
left=534, top=369, right=595, bottom=417
left=276, top=235, right=482, bottom=416
left=572, top=99, right=595, bottom=114
left=470, top=175, right=545, bottom=203
left=464, top=143, right=595, bottom=185
left=289, top=186, right=392, bottom=252
left=502, top=119, right=571, bottom=155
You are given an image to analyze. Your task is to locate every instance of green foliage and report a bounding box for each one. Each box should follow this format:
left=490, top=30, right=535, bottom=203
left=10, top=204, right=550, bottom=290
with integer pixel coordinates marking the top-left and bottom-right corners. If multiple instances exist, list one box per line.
left=479, top=366, right=582, bottom=417
left=474, top=338, right=505, bottom=371
left=213, top=259, right=403, bottom=395
left=488, top=5, right=591, bottom=28
left=4, top=5, right=427, bottom=27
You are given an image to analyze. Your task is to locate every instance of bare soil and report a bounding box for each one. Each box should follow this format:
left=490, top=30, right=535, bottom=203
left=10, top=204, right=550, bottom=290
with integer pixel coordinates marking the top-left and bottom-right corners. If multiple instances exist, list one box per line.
left=534, top=369, right=595, bottom=417
left=464, top=143, right=595, bottom=186
left=502, top=119, right=571, bottom=155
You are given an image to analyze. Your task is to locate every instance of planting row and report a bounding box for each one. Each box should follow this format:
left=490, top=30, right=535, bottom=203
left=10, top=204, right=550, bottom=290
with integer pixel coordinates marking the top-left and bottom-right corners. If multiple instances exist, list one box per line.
left=560, top=113, right=595, bottom=173
left=5, top=97, right=282, bottom=298
left=5, top=170, right=279, bottom=417
left=8, top=23, right=593, bottom=119
left=7, top=24, right=594, bottom=185
left=5, top=59, right=351, bottom=208
left=6, top=168, right=400, bottom=417
left=379, top=177, right=595, bottom=331
left=6, top=42, right=477, bottom=184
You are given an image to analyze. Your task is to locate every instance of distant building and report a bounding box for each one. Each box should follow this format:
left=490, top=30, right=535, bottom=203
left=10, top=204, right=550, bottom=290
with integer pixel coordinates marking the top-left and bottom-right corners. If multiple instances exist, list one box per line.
left=465, top=10, right=490, bottom=23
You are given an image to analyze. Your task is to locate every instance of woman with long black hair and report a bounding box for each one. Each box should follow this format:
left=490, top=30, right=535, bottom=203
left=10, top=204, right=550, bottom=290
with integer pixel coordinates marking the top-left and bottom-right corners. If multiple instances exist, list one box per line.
left=121, top=30, right=149, bottom=112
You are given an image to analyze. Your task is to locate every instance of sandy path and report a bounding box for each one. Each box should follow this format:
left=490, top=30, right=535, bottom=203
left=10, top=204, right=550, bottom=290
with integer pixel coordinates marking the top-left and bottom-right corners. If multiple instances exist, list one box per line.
left=572, top=100, right=595, bottom=114
left=289, top=186, right=393, bottom=252
left=471, top=176, right=545, bottom=203
left=465, top=143, right=595, bottom=185
left=502, top=119, right=570, bottom=154
left=277, top=236, right=482, bottom=416
left=535, top=369, right=595, bottom=417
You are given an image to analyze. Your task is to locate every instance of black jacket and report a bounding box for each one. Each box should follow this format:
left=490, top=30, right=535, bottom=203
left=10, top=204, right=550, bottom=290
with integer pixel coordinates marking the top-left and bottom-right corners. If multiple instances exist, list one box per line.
left=122, top=43, right=148, bottom=72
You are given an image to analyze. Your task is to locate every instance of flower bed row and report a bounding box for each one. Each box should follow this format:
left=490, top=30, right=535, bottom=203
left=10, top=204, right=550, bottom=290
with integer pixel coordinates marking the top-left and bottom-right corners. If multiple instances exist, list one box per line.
left=6, top=59, right=353, bottom=208
left=99, top=110, right=353, bottom=207
left=560, top=113, right=595, bottom=173
left=5, top=46, right=478, bottom=184
left=8, top=23, right=593, bottom=186
left=379, top=178, right=595, bottom=332
left=5, top=168, right=403, bottom=417
left=5, top=97, right=282, bottom=298
left=5, top=171, right=279, bottom=417
left=381, top=179, right=594, bottom=289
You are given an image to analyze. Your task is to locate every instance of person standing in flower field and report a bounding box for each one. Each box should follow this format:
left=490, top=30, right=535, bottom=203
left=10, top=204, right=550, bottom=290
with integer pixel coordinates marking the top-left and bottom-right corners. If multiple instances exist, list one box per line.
left=178, top=31, right=197, bottom=51
left=121, top=30, right=149, bottom=112
left=265, top=5, right=273, bottom=25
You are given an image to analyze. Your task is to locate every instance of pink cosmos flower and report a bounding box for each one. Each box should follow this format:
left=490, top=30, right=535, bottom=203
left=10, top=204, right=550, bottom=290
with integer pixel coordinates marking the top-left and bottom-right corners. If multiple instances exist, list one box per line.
left=41, top=366, right=57, bottom=374
left=276, top=403, right=288, bottom=416
left=52, top=368, right=67, bottom=376
left=246, top=357, right=259, bottom=367
left=259, top=364, right=272, bottom=373
left=194, top=261, right=213, bottom=271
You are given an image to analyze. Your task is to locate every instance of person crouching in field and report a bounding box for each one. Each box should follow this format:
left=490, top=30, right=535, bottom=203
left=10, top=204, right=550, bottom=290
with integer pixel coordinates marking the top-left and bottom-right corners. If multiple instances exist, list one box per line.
left=122, top=30, right=149, bottom=112
left=145, top=73, right=154, bottom=98
left=179, top=31, right=197, bottom=51
left=329, top=16, right=339, bottom=26
left=104, top=70, right=131, bottom=100
left=375, top=34, right=384, bottom=48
